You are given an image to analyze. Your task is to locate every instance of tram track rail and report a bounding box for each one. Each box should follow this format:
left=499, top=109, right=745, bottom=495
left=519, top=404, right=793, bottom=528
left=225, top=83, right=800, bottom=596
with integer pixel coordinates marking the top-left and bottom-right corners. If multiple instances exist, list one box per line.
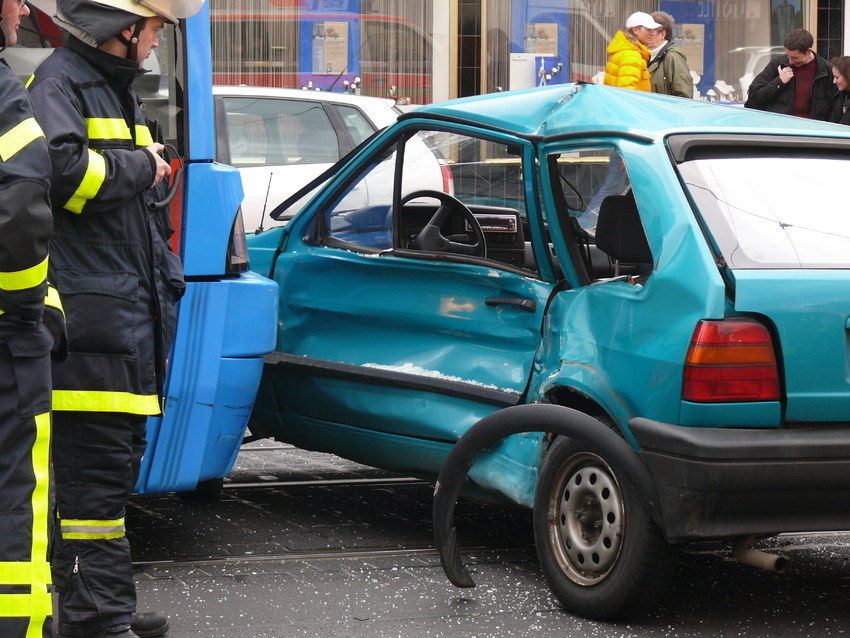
left=222, top=476, right=426, bottom=490
left=132, top=543, right=534, bottom=569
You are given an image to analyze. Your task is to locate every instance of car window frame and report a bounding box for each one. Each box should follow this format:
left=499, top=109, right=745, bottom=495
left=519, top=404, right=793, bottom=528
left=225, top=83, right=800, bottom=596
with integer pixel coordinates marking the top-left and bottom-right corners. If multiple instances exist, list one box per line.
left=309, top=122, right=545, bottom=278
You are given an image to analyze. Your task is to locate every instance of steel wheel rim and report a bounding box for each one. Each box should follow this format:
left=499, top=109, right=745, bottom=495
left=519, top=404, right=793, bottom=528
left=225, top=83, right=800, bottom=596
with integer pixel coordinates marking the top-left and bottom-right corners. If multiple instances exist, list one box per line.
left=547, top=451, right=625, bottom=586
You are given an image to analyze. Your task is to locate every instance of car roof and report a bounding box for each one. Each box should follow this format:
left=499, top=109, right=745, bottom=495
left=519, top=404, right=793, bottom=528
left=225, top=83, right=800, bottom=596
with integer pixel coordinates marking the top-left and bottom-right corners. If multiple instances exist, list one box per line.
left=401, top=83, right=850, bottom=142
left=213, top=85, right=398, bottom=110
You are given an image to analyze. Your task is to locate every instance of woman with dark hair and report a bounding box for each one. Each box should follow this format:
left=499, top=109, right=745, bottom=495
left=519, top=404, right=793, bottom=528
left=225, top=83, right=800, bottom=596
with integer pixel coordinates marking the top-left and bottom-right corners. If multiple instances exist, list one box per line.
left=829, top=56, right=850, bottom=124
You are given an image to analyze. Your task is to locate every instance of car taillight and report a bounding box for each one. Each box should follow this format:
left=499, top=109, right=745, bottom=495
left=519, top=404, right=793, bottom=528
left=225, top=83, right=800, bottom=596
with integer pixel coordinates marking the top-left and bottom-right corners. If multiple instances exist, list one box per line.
left=682, top=319, right=780, bottom=403
left=440, top=162, right=454, bottom=194
left=226, top=208, right=250, bottom=273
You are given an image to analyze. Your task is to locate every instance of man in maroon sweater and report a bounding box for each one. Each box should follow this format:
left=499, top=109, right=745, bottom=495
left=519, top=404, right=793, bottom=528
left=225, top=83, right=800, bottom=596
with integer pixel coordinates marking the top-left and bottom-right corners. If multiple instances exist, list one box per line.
left=745, top=29, right=835, bottom=120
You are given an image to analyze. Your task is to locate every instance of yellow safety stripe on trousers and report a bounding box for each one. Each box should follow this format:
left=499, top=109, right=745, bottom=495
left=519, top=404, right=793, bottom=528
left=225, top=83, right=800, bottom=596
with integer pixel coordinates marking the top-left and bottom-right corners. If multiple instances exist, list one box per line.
left=0, top=562, right=51, bottom=586
left=45, top=284, right=64, bottom=317
left=64, top=149, right=106, bottom=214
left=0, top=117, right=44, bottom=162
left=60, top=518, right=125, bottom=540
left=29, top=413, right=50, bottom=576
left=0, top=413, right=53, bottom=629
left=0, top=256, right=47, bottom=292
left=26, top=412, right=52, bottom=637
left=52, top=389, right=161, bottom=415
left=0, top=591, right=53, bottom=619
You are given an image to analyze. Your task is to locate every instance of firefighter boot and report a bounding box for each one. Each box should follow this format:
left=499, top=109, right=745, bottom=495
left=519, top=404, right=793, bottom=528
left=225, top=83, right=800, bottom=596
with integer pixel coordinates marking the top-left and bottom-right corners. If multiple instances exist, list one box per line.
left=131, top=612, right=169, bottom=637
left=58, top=624, right=139, bottom=638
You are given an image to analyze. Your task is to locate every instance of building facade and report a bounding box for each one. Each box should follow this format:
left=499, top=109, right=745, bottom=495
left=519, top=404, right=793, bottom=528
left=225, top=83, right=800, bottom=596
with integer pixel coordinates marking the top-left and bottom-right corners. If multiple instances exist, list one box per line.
left=210, top=0, right=845, bottom=104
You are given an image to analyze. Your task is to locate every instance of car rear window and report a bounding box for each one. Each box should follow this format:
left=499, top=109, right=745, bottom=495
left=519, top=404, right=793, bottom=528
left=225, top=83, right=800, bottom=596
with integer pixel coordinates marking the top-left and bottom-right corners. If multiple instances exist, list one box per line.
left=679, top=156, right=850, bottom=269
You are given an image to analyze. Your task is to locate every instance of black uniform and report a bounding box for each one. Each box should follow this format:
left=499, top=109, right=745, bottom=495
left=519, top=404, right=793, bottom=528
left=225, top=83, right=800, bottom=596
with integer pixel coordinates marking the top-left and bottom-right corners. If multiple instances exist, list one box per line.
left=744, top=53, right=836, bottom=120
left=829, top=90, right=850, bottom=125
left=28, top=36, right=183, bottom=637
left=0, top=59, right=56, bottom=638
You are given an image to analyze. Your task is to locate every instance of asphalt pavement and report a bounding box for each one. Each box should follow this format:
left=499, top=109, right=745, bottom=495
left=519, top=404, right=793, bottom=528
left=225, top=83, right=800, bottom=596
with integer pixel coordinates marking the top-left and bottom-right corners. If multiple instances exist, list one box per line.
left=124, top=443, right=850, bottom=638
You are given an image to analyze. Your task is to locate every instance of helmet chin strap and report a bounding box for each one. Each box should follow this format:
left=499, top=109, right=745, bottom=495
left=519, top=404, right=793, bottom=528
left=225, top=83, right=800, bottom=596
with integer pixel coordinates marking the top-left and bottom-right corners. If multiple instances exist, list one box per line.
left=116, top=18, right=146, bottom=61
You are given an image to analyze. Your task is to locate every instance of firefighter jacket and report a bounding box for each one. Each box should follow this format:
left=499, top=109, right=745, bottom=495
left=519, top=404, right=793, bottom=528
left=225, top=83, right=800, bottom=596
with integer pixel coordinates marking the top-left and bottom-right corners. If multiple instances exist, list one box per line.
left=28, top=37, right=185, bottom=416
left=0, top=60, right=55, bottom=342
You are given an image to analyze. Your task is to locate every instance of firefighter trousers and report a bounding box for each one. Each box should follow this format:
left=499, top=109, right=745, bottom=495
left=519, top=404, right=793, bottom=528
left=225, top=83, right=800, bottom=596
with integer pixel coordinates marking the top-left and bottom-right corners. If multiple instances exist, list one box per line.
left=0, top=324, right=53, bottom=638
left=51, top=411, right=146, bottom=637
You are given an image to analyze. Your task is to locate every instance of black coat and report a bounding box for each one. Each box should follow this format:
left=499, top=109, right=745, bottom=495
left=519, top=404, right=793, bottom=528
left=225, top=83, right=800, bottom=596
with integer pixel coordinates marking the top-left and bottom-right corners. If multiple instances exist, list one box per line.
left=744, top=53, right=836, bottom=121
left=28, top=38, right=184, bottom=416
left=829, top=91, right=850, bottom=125
left=0, top=60, right=53, bottom=332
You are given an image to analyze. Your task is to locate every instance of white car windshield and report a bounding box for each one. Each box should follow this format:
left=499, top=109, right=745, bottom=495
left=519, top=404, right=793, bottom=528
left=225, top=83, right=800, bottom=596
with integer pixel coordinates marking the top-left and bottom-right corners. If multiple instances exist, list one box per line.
left=680, top=156, right=850, bottom=269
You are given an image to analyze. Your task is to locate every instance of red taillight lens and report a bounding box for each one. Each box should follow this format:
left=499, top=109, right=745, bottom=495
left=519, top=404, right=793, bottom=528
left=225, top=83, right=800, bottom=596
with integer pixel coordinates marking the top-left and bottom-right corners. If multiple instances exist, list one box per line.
left=682, top=320, right=780, bottom=403
left=440, top=162, right=454, bottom=195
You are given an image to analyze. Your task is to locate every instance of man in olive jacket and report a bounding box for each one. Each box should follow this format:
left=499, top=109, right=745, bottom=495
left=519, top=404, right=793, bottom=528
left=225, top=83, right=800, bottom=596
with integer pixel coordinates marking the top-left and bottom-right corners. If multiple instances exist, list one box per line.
left=745, top=28, right=835, bottom=120
left=647, top=11, right=692, bottom=98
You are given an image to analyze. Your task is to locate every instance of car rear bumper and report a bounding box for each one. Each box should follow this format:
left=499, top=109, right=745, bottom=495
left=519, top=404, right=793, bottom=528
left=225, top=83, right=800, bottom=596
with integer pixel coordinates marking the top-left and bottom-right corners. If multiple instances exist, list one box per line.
left=629, top=417, right=850, bottom=542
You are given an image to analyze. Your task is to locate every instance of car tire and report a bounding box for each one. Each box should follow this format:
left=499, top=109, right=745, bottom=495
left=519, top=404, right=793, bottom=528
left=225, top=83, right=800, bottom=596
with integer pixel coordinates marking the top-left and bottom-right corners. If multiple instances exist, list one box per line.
left=176, top=477, right=225, bottom=502
left=533, top=433, right=676, bottom=620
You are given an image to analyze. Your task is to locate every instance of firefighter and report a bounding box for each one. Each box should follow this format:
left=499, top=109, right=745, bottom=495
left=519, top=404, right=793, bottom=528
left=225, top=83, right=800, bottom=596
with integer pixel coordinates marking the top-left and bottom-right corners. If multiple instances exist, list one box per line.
left=27, top=0, right=202, bottom=635
left=0, top=0, right=63, bottom=635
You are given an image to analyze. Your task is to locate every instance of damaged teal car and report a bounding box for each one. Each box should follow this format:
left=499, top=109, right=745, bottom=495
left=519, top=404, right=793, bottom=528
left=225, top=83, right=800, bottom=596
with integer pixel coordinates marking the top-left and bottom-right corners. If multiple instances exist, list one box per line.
left=247, top=83, right=850, bottom=620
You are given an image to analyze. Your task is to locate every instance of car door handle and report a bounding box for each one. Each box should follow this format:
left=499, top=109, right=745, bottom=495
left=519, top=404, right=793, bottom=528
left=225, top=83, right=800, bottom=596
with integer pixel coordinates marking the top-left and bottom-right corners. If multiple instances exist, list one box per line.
left=485, top=297, right=537, bottom=313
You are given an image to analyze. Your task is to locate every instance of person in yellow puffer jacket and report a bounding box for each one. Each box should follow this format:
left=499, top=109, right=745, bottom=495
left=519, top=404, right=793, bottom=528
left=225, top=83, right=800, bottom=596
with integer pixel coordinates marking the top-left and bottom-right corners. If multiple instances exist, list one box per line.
left=604, top=11, right=661, bottom=91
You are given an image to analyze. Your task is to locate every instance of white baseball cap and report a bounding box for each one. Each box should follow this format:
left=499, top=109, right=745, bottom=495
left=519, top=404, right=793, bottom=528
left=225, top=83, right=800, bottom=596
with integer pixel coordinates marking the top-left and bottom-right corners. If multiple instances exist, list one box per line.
left=626, top=11, right=661, bottom=29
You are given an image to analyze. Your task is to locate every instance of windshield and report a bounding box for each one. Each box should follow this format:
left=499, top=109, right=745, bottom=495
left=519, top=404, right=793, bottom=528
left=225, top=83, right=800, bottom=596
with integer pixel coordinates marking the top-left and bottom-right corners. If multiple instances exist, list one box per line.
left=680, top=156, right=850, bottom=269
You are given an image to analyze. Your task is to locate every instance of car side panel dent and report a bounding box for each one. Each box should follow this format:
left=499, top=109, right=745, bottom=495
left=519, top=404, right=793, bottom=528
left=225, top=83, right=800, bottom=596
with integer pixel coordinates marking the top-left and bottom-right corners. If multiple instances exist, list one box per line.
left=527, top=234, right=728, bottom=435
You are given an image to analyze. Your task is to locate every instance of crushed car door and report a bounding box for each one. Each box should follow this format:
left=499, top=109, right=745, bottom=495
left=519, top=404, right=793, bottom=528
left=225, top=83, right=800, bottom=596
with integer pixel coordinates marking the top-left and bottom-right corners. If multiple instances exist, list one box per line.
left=262, top=127, right=554, bottom=444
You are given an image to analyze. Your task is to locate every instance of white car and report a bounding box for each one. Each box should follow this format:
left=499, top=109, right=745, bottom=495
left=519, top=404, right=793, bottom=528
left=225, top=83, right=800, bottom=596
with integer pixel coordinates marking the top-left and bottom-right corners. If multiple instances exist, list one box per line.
left=214, top=86, right=402, bottom=233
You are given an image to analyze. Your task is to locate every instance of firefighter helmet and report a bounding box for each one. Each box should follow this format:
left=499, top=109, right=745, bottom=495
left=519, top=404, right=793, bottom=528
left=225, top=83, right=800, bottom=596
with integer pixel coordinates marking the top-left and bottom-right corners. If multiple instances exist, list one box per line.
left=40, top=0, right=203, bottom=46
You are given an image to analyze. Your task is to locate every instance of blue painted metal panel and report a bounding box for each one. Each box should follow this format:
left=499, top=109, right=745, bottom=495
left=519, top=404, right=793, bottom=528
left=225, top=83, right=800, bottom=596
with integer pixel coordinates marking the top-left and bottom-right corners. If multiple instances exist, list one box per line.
left=184, top=3, right=215, bottom=161
left=180, top=162, right=243, bottom=277
left=136, top=272, right=278, bottom=493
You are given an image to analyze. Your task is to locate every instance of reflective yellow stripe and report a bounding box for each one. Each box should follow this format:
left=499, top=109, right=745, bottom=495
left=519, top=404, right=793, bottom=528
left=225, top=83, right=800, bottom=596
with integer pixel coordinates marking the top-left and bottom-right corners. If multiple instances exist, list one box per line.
left=24, top=74, right=34, bottom=89
left=0, top=256, right=48, bottom=292
left=0, top=562, right=51, bottom=586
left=52, top=390, right=161, bottom=415
left=86, top=117, right=131, bottom=141
left=0, top=118, right=44, bottom=162
left=45, top=285, right=64, bottom=317
left=64, top=149, right=106, bottom=214
left=60, top=518, right=125, bottom=540
left=0, top=591, right=53, bottom=618
left=0, top=283, right=64, bottom=318
left=0, top=413, right=53, bottom=626
left=135, top=125, right=154, bottom=147
left=29, top=413, right=50, bottom=579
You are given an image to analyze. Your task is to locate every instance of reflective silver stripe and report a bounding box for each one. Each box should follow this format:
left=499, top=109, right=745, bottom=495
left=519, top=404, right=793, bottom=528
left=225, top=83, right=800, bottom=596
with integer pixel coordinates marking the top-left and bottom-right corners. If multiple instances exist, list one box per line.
left=60, top=518, right=125, bottom=540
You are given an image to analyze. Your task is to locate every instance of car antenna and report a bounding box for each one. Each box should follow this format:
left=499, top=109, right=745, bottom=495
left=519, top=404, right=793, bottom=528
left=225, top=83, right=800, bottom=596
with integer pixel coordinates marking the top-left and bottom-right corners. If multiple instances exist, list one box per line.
left=256, top=171, right=273, bottom=235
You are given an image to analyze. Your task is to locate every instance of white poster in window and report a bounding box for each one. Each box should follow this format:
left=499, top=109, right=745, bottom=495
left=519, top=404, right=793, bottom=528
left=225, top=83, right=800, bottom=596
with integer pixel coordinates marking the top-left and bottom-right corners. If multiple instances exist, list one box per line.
left=525, top=23, right=558, bottom=56
left=680, top=23, right=705, bottom=75
left=312, top=21, right=349, bottom=74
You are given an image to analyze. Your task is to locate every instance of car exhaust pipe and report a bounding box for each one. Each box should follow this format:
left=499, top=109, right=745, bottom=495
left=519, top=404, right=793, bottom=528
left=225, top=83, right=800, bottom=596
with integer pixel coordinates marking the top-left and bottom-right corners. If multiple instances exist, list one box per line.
left=731, top=535, right=788, bottom=573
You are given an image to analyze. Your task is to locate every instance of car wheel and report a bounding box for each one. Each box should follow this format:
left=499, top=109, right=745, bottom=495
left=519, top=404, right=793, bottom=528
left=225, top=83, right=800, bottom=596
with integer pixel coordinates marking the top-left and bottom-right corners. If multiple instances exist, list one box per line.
left=533, top=434, right=676, bottom=620
left=176, top=477, right=225, bottom=502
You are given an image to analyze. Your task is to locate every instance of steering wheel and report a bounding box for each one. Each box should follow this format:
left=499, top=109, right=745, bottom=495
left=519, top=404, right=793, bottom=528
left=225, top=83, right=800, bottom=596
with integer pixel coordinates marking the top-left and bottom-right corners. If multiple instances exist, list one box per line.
left=402, top=190, right=486, bottom=258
